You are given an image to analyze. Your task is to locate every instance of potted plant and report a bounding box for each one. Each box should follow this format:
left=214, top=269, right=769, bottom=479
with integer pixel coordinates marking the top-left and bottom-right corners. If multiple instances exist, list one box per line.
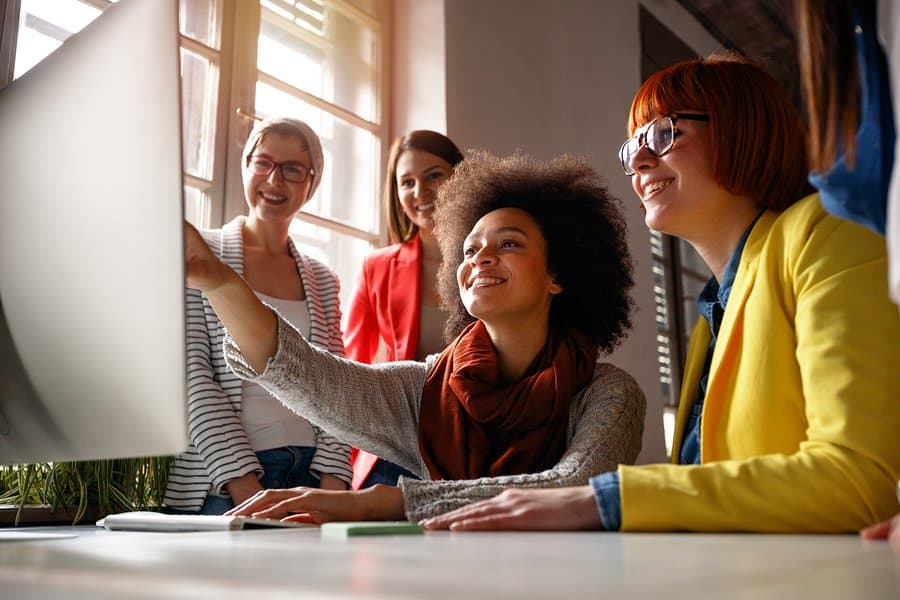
left=0, top=457, right=172, bottom=526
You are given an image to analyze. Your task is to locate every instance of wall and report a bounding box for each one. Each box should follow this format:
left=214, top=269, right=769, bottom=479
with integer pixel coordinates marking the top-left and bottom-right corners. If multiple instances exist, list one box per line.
left=389, top=0, right=447, bottom=137
left=394, top=0, right=720, bottom=464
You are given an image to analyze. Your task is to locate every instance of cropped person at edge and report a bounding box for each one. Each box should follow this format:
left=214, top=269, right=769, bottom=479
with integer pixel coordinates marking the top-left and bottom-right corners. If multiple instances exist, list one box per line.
left=795, top=0, right=900, bottom=545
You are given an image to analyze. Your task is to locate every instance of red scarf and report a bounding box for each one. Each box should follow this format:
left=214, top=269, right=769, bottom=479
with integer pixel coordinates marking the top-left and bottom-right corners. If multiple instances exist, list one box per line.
left=417, top=320, right=599, bottom=480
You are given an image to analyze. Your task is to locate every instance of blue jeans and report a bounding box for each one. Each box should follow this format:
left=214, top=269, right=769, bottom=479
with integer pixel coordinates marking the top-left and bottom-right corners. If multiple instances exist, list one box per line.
left=359, top=458, right=419, bottom=489
left=197, top=446, right=319, bottom=515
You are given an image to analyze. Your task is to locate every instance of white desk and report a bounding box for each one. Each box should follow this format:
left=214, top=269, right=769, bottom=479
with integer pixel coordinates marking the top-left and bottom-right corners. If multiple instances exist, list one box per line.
left=0, top=526, right=897, bottom=599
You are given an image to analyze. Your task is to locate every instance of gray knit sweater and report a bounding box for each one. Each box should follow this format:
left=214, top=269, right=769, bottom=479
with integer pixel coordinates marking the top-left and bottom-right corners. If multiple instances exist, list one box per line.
left=224, top=314, right=646, bottom=521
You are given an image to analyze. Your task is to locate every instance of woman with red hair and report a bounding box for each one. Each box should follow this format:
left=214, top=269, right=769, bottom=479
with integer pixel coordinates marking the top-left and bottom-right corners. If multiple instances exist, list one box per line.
left=424, top=55, right=900, bottom=533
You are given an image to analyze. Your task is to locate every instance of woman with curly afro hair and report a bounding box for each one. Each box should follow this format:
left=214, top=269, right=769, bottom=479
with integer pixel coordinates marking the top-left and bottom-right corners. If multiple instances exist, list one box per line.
left=434, top=150, right=635, bottom=355
left=181, top=151, right=646, bottom=523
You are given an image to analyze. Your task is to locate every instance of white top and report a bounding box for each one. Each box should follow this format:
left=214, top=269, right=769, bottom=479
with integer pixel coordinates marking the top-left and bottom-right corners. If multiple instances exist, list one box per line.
left=240, top=293, right=316, bottom=450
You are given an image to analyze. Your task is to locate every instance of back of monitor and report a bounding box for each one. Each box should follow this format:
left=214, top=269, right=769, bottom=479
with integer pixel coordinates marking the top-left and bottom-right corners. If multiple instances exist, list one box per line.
left=0, top=0, right=188, bottom=464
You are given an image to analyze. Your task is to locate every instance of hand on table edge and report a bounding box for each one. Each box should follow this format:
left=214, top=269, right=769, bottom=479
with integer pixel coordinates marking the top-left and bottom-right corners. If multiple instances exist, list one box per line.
left=224, top=483, right=406, bottom=524
left=420, top=485, right=603, bottom=532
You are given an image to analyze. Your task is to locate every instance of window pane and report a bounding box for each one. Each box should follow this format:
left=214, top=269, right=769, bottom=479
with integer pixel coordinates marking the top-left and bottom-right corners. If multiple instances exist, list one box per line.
left=185, top=185, right=210, bottom=229
left=649, top=230, right=666, bottom=259
left=289, top=219, right=374, bottom=314
left=662, top=404, right=677, bottom=458
left=258, top=0, right=378, bottom=122
left=678, top=238, right=710, bottom=277
left=179, top=0, right=221, bottom=49
left=680, top=274, right=706, bottom=302
left=344, top=0, right=381, bottom=19
left=180, top=48, right=219, bottom=180
left=652, top=264, right=669, bottom=331
left=255, top=81, right=380, bottom=234
left=13, top=0, right=104, bottom=79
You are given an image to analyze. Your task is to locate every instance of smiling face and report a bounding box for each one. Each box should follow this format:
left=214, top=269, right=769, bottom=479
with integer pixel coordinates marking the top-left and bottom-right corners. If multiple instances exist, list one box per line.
left=456, top=207, right=562, bottom=327
left=242, top=132, right=313, bottom=226
left=627, top=112, right=734, bottom=241
left=395, top=149, right=453, bottom=234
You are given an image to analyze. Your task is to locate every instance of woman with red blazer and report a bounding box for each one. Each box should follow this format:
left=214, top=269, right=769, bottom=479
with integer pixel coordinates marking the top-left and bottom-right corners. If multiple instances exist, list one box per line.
left=343, top=131, right=464, bottom=489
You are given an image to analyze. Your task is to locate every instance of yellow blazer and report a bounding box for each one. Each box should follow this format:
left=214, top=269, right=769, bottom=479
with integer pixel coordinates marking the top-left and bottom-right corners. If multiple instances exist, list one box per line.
left=619, top=194, right=900, bottom=532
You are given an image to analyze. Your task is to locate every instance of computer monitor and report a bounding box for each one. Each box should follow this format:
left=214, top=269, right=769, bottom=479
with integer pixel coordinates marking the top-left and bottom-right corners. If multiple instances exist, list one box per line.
left=0, top=0, right=188, bottom=465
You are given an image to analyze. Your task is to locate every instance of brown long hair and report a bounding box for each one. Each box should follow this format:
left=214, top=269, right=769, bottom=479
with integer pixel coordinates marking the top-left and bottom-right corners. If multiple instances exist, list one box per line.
left=795, top=0, right=860, bottom=171
left=384, top=130, right=464, bottom=243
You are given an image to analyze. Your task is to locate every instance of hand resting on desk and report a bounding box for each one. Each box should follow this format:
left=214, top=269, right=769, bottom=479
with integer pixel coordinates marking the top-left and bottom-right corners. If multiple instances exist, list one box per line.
left=421, top=486, right=602, bottom=531
left=226, top=484, right=406, bottom=523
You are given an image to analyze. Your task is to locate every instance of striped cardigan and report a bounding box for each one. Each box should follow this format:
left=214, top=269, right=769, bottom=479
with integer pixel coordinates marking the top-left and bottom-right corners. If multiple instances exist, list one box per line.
left=164, top=217, right=352, bottom=511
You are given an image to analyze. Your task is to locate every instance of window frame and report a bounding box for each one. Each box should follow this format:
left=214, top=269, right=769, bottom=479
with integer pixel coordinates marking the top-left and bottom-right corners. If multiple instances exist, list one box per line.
left=0, top=0, right=390, bottom=249
left=0, top=0, right=21, bottom=88
left=221, top=0, right=389, bottom=248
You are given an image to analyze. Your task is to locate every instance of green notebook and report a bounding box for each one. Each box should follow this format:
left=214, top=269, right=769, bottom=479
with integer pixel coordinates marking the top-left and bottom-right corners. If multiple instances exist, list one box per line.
left=320, top=521, right=424, bottom=539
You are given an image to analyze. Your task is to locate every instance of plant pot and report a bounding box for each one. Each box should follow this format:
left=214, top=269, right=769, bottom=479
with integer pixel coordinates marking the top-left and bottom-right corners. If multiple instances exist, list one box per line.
left=0, top=503, right=106, bottom=526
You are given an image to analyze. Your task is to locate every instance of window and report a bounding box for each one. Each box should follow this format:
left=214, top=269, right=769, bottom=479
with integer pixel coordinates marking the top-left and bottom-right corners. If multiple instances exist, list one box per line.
left=639, top=7, right=711, bottom=456
left=8, top=0, right=105, bottom=79
left=179, top=0, right=223, bottom=228
left=253, top=0, right=387, bottom=309
left=1, top=0, right=388, bottom=310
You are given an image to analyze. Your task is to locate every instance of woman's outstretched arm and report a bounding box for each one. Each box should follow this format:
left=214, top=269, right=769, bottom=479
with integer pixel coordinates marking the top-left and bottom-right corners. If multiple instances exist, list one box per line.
left=184, top=222, right=276, bottom=372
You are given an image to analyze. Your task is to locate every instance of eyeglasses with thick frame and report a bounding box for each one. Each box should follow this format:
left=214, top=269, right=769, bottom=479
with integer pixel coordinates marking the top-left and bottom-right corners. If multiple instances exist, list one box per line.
left=246, top=154, right=315, bottom=184
left=618, top=113, right=710, bottom=176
